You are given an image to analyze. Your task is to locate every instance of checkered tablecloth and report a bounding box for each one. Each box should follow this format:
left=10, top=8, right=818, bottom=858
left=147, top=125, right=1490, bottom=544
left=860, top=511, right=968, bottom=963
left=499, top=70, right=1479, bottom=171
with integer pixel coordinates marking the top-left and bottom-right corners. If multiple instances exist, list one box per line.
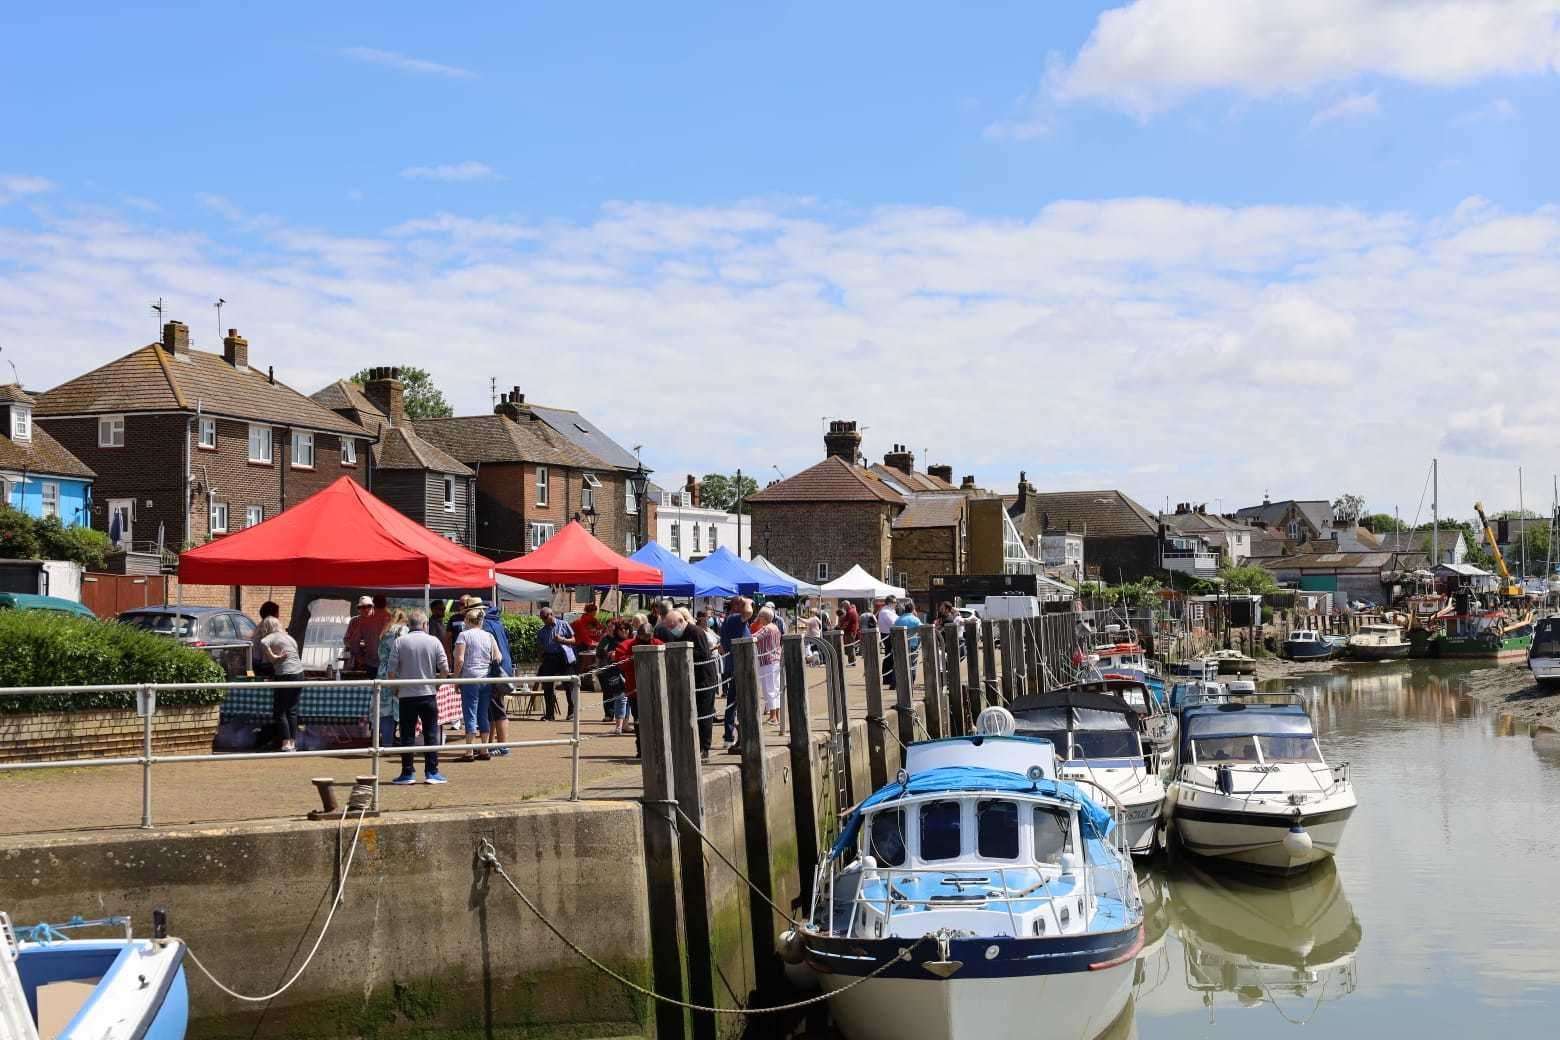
left=221, top=682, right=375, bottom=722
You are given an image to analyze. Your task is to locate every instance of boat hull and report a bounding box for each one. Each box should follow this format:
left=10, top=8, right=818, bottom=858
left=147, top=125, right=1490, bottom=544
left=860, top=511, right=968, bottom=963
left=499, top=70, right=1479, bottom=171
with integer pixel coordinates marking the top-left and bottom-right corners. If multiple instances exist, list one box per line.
left=1345, top=643, right=1410, bottom=661
left=811, top=930, right=1139, bottom=1040
left=1283, top=641, right=1336, bottom=661
left=1435, top=633, right=1533, bottom=659
left=1215, top=658, right=1255, bottom=675
left=1172, top=804, right=1354, bottom=873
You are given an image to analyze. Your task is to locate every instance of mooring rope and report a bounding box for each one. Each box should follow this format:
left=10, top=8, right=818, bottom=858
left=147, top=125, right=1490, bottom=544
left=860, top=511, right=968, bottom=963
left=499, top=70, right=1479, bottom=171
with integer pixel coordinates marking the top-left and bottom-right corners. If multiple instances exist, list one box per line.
left=477, top=839, right=925, bottom=1015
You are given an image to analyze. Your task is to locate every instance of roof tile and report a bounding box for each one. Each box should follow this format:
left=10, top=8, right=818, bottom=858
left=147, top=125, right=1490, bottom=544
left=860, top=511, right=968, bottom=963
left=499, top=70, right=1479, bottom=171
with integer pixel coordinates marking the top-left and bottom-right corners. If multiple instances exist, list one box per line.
left=748, top=456, right=905, bottom=505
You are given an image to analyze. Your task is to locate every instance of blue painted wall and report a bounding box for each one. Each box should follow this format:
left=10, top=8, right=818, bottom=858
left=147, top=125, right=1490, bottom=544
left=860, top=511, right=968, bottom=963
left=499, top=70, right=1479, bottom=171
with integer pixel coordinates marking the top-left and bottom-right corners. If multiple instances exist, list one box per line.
left=5, top=476, right=93, bottom=526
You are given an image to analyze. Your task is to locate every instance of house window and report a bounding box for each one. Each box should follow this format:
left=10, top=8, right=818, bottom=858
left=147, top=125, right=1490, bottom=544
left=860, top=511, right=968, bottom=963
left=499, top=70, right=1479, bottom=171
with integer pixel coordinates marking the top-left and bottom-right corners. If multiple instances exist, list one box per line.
left=209, top=501, right=229, bottom=534
left=528, top=522, right=555, bottom=550
left=98, top=414, right=125, bottom=447
left=197, top=417, right=217, bottom=449
left=1287, top=520, right=1299, bottom=540
left=816, top=562, right=830, bottom=581
left=341, top=438, right=357, bottom=465
left=897, top=571, right=909, bottom=589
left=291, top=431, right=315, bottom=469
left=626, top=480, right=637, bottom=514
left=443, top=476, right=455, bottom=512
left=536, top=466, right=549, bottom=506
left=670, top=522, right=681, bottom=553
left=692, top=524, right=701, bottom=552
left=581, top=471, right=601, bottom=513
left=709, top=524, right=718, bottom=551
left=248, top=424, right=272, bottom=463
left=625, top=532, right=637, bottom=552
left=10, top=404, right=31, bottom=443
left=244, top=505, right=263, bottom=528
left=40, top=481, right=59, bottom=519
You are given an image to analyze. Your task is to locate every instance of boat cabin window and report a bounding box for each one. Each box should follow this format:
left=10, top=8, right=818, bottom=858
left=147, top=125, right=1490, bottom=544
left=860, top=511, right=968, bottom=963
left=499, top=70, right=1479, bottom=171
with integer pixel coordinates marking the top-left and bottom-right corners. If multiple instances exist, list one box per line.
left=919, top=800, right=962, bottom=861
left=867, top=808, right=907, bottom=866
left=1033, top=806, right=1073, bottom=863
left=1192, top=736, right=1260, bottom=764
left=1071, top=728, right=1141, bottom=760
left=1258, top=735, right=1323, bottom=763
left=976, top=799, right=1019, bottom=859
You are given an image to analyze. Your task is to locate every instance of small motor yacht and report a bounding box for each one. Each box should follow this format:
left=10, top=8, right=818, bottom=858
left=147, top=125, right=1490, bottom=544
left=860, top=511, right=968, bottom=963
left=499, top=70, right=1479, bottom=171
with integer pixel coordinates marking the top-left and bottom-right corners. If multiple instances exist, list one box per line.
left=1009, top=689, right=1168, bottom=856
left=1345, top=624, right=1410, bottom=661
left=2, top=912, right=187, bottom=1040
left=791, top=709, right=1143, bottom=1040
left=1528, top=616, right=1560, bottom=687
left=1166, top=658, right=1219, bottom=681
left=1283, top=629, right=1339, bottom=661
left=1210, top=650, right=1256, bottom=676
left=1166, top=698, right=1356, bottom=873
left=1168, top=680, right=1227, bottom=714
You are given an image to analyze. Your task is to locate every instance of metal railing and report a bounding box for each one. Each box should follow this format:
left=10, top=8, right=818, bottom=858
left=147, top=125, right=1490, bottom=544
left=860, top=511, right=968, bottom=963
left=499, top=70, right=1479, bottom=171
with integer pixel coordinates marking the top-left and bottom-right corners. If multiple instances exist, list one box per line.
left=0, top=673, right=585, bottom=828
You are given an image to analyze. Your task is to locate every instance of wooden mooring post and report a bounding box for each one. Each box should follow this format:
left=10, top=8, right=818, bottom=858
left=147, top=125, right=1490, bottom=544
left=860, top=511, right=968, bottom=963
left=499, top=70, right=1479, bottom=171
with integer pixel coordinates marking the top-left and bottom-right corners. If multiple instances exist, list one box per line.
left=823, top=627, right=854, bottom=806
left=633, top=643, right=688, bottom=1040
left=998, top=619, right=1019, bottom=704
left=890, top=626, right=916, bottom=765
left=942, top=622, right=966, bottom=736
left=730, top=635, right=784, bottom=1002
left=664, top=642, right=717, bottom=1040
left=782, top=633, right=821, bottom=906
left=1023, top=617, right=1041, bottom=696
left=859, top=624, right=890, bottom=791
left=979, top=616, right=999, bottom=707
left=922, top=623, right=947, bottom=738
left=963, top=618, right=986, bottom=719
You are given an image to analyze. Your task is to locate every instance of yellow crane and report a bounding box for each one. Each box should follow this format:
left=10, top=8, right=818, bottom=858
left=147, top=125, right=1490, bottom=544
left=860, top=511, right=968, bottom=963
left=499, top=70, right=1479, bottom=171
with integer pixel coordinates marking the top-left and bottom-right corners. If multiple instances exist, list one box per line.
left=1473, top=501, right=1523, bottom=598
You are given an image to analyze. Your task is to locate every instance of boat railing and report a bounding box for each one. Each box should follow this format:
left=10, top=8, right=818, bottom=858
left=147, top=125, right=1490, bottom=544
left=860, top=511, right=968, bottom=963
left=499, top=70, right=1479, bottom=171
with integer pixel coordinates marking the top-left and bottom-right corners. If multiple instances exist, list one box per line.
left=851, top=864, right=1064, bottom=939
left=0, top=674, right=587, bottom=828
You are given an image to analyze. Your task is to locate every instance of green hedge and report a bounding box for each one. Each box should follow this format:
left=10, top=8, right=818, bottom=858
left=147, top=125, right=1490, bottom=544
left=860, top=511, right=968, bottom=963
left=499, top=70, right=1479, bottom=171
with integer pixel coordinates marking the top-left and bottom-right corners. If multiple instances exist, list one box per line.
left=0, top=611, right=226, bottom=714
left=501, top=613, right=544, bottom=664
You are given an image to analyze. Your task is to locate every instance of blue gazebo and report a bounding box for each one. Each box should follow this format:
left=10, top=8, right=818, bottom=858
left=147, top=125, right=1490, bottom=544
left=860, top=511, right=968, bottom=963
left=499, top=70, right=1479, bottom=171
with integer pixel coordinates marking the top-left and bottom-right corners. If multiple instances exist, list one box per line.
left=620, top=540, right=740, bottom=598
left=692, top=546, right=798, bottom=598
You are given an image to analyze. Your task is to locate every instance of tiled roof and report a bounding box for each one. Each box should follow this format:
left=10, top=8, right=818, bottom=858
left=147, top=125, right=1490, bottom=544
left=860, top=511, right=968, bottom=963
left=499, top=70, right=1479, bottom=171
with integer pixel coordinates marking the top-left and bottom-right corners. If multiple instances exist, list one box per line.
left=747, top=455, right=905, bottom=505
left=1234, top=499, right=1332, bottom=533
left=1378, top=530, right=1465, bottom=553
left=892, top=494, right=965, bottom=530
left=36, top=344, right=370, bottom=437
left=414, top=414, right=611, bottom=469
left=1262, top=551, right=1400, bottom=572
left=527, top=404, right=642, bottom=471
left=375, top=426, right=473, bottom=476
left=868, top=464, right=955, bottom=494
left=1247, top=530, right=1288, bottom=558
left=1166, top=511, right=1254, bottom=534
left=311, top=380, right=387, bottom=428
left=0, top=424, right=95, bottom=479
left=1015, top=490, right=1160, bottom=538
left=0, top=385, right=34, bottom=404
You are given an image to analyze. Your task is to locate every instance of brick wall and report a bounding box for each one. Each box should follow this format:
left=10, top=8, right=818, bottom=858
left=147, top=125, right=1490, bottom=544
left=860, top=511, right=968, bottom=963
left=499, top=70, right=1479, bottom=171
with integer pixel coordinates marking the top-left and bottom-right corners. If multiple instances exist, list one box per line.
left=749, top=501, right=896, bottom=586
left=0, top=704, right=220, bottom=763
left=471, top=463, right=644, bottom=557
left=892, top=525, right=960, bottom=595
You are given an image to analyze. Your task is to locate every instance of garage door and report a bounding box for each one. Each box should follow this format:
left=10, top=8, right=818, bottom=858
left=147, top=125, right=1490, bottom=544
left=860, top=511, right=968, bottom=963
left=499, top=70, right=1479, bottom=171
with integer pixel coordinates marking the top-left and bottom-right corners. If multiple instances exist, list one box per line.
left=1299, top=574, right=1338, bottom=593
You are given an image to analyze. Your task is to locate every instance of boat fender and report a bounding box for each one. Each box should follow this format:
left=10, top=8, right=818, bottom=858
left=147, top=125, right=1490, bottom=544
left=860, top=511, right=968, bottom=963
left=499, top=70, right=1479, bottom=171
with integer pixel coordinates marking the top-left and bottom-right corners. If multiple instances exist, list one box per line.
left=777, top=929, right=807, bottom=965
left=1215, top=764, right=1234, bottom=796
left=1282, top=824, right=1313, bottom=857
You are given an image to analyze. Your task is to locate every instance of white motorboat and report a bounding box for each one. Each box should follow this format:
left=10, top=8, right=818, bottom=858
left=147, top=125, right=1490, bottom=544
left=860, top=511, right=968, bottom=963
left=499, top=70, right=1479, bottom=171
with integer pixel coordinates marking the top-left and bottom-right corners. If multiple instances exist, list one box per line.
left=791, top=710, right=1143, bottom=1040
left=1009, top=689, right=1168, bottom=857
left=1529, top=616, right=1560, bottom=686
left=1345, top=624, right=1411, bottom=661
left=1166, top=699, right=1356, bottom=873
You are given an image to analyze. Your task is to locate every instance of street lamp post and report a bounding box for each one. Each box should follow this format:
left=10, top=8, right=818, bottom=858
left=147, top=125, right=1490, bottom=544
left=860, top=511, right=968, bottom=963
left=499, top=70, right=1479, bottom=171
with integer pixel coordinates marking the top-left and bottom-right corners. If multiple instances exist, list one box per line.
left=629, top=463, right=649, bottom=550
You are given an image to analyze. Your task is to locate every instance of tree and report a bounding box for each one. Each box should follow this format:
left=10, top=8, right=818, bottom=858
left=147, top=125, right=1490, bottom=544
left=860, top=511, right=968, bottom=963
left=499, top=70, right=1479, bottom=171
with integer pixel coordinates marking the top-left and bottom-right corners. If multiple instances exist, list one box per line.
left=1216, top=564, right=1279, bottom=595
left=1333, top=493, right=1365, bottom=525
left=1361, top=512, right=1406, bottom=534
left=350, top=366, right=452, bottom=419
left=698, top=472, right=759, bottom=513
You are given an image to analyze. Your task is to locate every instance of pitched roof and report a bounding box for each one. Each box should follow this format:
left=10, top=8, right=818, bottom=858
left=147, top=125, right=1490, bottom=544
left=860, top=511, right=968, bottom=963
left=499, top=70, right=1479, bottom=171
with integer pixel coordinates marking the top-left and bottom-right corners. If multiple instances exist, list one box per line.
left=1165, top=511, right=1253, bottom=535
left=893, top=494, right=966, bottom=530
left=375, top=426, right=473, bottom=476
left=1261, top=550, right=1401, bottom=572
left=1233, top=499, right=1332, bottom=533
left=1377, top=530, right=1465, bottom=553
left=747, top=455, right=905, bottom=505
left=1247, top=529, right=1289, bottom=559
left=311, top=379, right=387, bottom=427
left=0, top=385, right=34, bottom=404
left=414, top=414, right=611, bottom=469
left=36, top=344, right=370, bottom=437
left=1015, top=490, right=1160, bottom=538
left=526, top=404, right=642, bottom=471
left=0, top=424, right=95, bottom=479
left=868, top=463, right=955, bottom=494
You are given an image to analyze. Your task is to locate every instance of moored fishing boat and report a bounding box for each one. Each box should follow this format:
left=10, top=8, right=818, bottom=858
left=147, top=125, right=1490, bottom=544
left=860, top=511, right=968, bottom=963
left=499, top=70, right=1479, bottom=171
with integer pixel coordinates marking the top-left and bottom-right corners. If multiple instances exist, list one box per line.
left=1282, top=628, right=1339, bottom=661
left=1434, top=606, right=1534, bottom=659
left=1165, top=658, right=1219, bottom=681
left=1344, top=623, right=1411, bottom=661
left=791, top=712, right=1143, bottom=1040
left=1166, top=698, right=1356, bottom=873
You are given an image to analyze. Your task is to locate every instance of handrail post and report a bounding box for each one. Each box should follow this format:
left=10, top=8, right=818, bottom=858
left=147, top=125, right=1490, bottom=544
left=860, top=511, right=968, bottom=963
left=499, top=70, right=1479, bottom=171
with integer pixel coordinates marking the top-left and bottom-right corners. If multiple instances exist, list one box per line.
left=370, top=679, right=383, bottom=813
left=570, top=678, right=581, bottom=801
left=139, top=683, right=153, bottom=829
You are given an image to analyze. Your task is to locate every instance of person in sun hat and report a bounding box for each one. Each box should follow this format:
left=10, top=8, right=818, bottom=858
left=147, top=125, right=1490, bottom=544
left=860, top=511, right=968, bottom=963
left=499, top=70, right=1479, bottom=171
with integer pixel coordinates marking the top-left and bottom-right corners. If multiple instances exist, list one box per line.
left=344, top=594, right=388, bottom=672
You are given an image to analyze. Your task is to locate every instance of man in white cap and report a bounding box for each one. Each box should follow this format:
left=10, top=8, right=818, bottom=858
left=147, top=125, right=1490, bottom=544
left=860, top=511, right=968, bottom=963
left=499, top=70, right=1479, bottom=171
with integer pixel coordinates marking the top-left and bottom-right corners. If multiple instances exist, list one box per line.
left=343, top=595, right=387, bottom=673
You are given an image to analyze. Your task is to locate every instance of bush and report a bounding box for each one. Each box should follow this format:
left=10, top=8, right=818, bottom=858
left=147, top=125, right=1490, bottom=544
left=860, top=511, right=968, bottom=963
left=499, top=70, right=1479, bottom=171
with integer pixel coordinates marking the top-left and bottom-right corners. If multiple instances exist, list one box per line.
left=35, top=517, right=113, bottom=569
left=502, top=613, right=545, bottom=663
left=0, top=611, right=225, bottom=714
left=0, top=507, right=41, bottom=560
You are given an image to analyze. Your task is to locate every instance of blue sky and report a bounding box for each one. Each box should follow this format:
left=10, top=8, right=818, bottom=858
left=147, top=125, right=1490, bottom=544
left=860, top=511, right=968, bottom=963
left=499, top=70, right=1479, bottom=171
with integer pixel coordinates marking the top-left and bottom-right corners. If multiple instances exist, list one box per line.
left=4, top=1, right=1560, bottom=517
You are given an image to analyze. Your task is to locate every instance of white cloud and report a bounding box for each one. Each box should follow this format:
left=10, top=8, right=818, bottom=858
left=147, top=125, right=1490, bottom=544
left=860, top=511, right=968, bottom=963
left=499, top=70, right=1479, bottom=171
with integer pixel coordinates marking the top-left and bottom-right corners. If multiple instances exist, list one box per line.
left=341, top=46, right=474, bottom=79
left=1052, top=0, right=1560, bottom=116
left=0, top=174, right=54, bottom=206
left=4, top=192, right=1560, bottom=516
left=400, top=161, right=498, bottom=182
left=1309, top=91, right=1382, bottom=127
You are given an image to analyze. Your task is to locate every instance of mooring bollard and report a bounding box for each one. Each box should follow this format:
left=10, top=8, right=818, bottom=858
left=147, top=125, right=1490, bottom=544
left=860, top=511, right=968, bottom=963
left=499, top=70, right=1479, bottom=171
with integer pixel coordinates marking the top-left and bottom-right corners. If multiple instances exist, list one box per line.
left=664, top=641, right=716, bottom=1040
left=632, top=643, right=688, bottom=1040
left=730, top=636, right=785, bottom=1001
left=782, top=634, right=821, bottom=905
left=860, top=628, right=889, bottom=791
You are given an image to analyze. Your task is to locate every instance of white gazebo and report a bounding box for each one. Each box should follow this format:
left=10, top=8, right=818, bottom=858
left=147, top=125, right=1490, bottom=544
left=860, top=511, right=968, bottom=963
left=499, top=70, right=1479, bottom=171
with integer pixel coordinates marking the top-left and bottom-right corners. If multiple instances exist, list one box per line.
left=751, top=554, right=823, bottom=597
left=820, top=564, right=906, bottom=600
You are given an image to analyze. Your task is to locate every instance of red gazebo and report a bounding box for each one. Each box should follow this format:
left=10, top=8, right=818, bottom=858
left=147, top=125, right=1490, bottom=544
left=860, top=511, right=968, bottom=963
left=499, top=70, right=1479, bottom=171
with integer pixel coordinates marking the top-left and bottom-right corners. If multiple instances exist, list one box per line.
left=496, top=520, right=662, bottom=586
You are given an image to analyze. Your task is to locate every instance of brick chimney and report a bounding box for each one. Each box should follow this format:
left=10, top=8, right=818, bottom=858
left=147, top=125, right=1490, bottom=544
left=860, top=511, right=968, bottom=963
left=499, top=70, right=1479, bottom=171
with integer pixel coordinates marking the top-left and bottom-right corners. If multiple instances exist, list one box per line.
left=494, top=388, right=526, bottom=422
left=161, top=320, right=190, bottom=357
left=927, top=463, right=953, bottom=485
left=883, top=444, right=915, bottom=473
left=221, top=328, right=248, bottom=368
left=961, top=474, right=977, bottom=490
left=362, top=366, right=406, bottom=426
left=684, top=474, right=700, bottom=507
left=824, top=419, right=862, bottom=464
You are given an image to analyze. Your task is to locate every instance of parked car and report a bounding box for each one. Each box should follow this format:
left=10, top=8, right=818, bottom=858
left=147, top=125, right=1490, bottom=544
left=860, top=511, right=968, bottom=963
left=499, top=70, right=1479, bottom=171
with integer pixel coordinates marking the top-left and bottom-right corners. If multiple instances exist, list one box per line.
left=0, top=592, right=97, bottom=619
left=116, top=605, right=257, bottom=678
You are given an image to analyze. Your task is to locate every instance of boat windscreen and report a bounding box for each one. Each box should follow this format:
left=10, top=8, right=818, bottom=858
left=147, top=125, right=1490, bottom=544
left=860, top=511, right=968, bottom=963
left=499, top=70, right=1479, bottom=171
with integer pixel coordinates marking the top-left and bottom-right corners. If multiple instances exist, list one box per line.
left=1535, top=619, right=1560, bottom=656
left=1071, top=729, right=1141, bottom=760
left=1259, top=735, right=1323, bottom=763
left=1185, top=710, right=1314, bottom=740
left=867, top=808, right=907, bottom=866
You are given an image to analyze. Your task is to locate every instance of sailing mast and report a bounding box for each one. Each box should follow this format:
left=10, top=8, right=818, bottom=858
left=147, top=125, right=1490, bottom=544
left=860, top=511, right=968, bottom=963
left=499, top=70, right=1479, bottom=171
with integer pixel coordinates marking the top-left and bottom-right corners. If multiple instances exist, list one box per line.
left=1520, top=466, right=1527, bottom=582
left=1431, top=458, right=1439, bottom=568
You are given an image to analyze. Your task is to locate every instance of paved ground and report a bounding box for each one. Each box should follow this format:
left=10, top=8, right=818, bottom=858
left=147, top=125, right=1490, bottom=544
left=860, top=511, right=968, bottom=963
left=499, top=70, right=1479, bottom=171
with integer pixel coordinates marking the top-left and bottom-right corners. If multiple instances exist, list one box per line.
left=1, top=655, right=898, bottom=839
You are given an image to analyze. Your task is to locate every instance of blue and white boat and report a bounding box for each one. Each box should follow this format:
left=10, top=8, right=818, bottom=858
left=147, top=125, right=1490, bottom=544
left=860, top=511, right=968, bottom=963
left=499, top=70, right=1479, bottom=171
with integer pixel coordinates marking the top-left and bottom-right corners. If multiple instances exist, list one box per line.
left=790, top=710, right=1143, bottom=1040
left=1283, top=628, right=1341, bottom=661
left=2, top=913, right=188, bottom=1040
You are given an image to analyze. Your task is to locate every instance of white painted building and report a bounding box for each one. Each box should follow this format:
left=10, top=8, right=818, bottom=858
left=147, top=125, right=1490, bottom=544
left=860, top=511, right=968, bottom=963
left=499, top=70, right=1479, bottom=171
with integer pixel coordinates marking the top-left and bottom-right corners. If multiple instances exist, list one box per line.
left=1040, top=531, right=1085, bottom=584
left=655, top=486, right=749, bottom=562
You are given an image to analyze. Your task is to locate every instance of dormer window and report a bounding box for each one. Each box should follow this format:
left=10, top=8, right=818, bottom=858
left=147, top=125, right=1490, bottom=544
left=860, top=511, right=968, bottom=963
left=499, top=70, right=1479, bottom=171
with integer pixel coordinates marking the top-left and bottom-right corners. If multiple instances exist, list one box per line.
left=10, top=404, right=31, bottom=443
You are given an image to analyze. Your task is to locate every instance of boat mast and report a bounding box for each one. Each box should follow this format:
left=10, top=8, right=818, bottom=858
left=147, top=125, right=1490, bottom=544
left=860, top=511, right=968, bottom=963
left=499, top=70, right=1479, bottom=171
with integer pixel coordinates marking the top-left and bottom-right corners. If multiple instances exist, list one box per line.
left=1431, top=458, right=1439, bottom=568
left=1520, top=466, right=1527, bottom=581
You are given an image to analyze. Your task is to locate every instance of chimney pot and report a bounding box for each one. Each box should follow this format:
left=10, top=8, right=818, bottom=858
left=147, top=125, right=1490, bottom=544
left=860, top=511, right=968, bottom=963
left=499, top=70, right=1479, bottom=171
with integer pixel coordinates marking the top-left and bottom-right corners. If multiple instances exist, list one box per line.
left=161, top=320, right=190, bottom=356
left=823, top=418, right=863, bottom=463
left=362, top=365, right=406, bottom=427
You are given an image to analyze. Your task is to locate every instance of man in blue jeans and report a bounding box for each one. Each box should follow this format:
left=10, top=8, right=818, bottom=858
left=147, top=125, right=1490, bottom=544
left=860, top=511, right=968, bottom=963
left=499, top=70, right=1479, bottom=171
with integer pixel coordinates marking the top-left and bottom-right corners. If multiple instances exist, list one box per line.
left=387, top=609, right=450, bottom=784
left=720, top=596, right=753, bottom=752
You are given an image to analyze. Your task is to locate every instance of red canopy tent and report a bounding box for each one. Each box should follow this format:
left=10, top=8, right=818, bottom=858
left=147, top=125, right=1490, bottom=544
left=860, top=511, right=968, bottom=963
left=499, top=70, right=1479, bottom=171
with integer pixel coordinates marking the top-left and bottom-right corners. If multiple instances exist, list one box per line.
left=179, top=476, right=496, bottom=588
left=496, top=520, right=662, bottom=586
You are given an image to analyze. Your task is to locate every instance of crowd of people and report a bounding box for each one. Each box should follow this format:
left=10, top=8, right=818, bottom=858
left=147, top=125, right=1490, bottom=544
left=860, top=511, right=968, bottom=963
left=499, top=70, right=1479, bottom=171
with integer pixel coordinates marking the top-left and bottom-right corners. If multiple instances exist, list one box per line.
left=249, top=590, right=959, bottom=784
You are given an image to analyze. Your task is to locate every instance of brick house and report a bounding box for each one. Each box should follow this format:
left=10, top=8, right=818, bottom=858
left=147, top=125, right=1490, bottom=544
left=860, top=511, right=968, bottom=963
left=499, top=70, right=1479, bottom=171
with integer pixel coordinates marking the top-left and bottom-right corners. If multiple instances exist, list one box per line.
left=1, top=385, right=95, bottom=525
left=747, top=420, right=905, bottom=586
left=891, top=494, right=966, bottom=600
left=312, top=369, right=475, bottom=544
left=34, top=321, right=374, bottom=550
left=415, top=391, right=652, bottom=559
left=1008, top=484, right=1164, bottom=583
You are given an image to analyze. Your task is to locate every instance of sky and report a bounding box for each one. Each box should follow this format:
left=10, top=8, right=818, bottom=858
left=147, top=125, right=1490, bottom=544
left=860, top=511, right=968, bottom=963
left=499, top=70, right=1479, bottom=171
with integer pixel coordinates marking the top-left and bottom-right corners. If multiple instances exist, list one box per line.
left=3, top=0, right=1560, bottom=522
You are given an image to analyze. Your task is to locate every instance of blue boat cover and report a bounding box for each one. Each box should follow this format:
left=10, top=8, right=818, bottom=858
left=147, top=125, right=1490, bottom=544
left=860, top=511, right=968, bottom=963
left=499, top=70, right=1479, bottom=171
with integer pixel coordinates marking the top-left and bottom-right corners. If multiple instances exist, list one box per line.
left=830, top=766, right=1114, bottom=859
left=617, top=540, right=740, bottom=598
left=690, top=546, right=797, bottom=597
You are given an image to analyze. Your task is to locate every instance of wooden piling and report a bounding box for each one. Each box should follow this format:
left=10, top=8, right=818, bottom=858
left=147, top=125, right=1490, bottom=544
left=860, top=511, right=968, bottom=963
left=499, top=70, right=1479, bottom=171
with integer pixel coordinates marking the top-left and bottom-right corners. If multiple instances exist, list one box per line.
left=963, top=618, right=985, bottom=719
left=859, top=625, right=890, bottom=791
left=782, top=633, right=821, bottom=904
left=633, top=643, right=688, bottom=1040
left=979, top=616, right=999, bottom=707
left=890, top=626, right=916, bottom=764
left=730, top=635, right=784, bottom=1001
left=921, top=622, right=946, bottom=738
left=823, top=627, right=854, bottom=805
left=1023, top=617, right=1041, bottom=696
left=942, top=622, right=965, bottom=736
left=999, top=619, right=1019, bottom=703
left=663, top=642, right=716, bottom=1040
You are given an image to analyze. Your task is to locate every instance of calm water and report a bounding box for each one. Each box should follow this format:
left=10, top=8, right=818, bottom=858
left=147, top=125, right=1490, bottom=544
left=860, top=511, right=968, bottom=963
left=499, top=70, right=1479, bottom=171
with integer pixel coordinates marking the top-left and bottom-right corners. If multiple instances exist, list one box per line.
left=1129, top=661, right=1560, bottom=1039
